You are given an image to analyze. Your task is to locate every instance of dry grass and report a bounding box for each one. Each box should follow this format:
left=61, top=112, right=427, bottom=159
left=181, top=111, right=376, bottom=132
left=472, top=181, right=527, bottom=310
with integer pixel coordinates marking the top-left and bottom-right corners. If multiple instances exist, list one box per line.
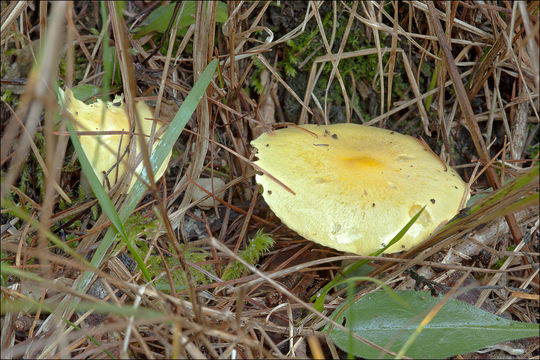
left=1, top=1, right=538, bottom=358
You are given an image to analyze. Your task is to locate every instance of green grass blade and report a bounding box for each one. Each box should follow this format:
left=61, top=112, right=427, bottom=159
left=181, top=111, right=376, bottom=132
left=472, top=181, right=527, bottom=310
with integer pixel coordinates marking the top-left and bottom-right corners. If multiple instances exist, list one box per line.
left=127, top=58, right=219, bottom=196
left=469, top=165, right=539, bottom=213
left=65, top=118, right=151, bottom=281
left=75, top=59, right=218, bottom=292
left=100, top=1, right=115, bottom=93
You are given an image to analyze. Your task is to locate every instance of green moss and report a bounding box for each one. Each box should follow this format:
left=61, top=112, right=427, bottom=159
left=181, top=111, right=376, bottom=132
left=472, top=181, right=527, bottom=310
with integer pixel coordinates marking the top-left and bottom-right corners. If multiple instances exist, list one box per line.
left=249, top=58, right=267, bottom=95
left=114, top=218, right=274, bottom=292
left=149, top=246, right=215, bottom=291
left=262, top=7, right=411, bottom=121
left=115, top=213, right=217, bottom=292
left=1, top=89, right=13, bottom=103
left=222, top=229, right=274, bottom=281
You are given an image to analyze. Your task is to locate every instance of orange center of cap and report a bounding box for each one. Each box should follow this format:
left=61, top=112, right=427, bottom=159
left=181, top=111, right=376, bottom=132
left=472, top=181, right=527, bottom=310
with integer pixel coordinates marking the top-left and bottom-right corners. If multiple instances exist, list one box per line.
left=339, top=155, right=383, bottom=169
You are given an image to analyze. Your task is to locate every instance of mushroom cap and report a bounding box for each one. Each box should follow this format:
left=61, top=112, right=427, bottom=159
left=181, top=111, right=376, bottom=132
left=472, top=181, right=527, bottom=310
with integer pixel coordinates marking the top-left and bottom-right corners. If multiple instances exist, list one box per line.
left=63, top=89, right=171, bottom=191
left=251, top=123, right=469, bottom=255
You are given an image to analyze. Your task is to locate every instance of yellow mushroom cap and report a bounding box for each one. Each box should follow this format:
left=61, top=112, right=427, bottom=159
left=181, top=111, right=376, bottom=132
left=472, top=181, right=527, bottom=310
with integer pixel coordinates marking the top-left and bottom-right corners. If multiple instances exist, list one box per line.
left=62, top=89, right=171, bottom=191
left=251, top=123, right=469, bottom=255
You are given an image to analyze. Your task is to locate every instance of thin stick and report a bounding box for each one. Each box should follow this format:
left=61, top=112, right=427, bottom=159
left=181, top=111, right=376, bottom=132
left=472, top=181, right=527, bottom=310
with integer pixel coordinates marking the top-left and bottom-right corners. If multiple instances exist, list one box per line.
left=426, top=2, right=523, bottom=244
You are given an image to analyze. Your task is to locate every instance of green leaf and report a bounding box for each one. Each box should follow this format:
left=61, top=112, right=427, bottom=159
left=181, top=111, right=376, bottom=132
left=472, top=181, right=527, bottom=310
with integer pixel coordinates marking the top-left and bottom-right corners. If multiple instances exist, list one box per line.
left=326, top=291, right=539, bottom=359
left=215, top=1, right=228, bottom=23
left=133, top=1, right=228, bottom=38
left=71, top=84, right=101, bottom=101
left=100, top=1, right=117, bottom=91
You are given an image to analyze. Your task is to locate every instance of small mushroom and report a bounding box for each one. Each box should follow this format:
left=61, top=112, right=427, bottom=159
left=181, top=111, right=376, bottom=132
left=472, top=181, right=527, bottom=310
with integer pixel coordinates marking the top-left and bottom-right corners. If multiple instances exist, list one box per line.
left=62, top=89, right=171, bottom=191
left=192, top=177, right=226, bottom=209
left=251, top=123, right=469, bottom=255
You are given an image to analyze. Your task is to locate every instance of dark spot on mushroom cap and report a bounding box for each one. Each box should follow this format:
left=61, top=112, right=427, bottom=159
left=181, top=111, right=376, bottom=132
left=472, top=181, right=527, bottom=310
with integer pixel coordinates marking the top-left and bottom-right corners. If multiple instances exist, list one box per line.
left=113, top=102, right=121, bottom=107
left=372, top=203, right=376, bottom=207
left=267, top=190, right=272, bottom=195
left=454, top=186, right=458, bottom=189
left=266, top=144, right=270, bottom=147
left=325, top=129, right=330, bottom=135
left=401, top=244, right=406, bottom=248
left=75, top=111, right=78, bottom=115
left=390, top=131, right=395, bottom=134
left=430, top=199, right=436, bottom=204
left=332, top=133, right=338, bottom=139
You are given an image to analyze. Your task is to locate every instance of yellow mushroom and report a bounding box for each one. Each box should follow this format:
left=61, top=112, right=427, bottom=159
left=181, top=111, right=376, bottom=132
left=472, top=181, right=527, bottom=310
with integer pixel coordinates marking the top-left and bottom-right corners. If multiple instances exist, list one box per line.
left=251, top=123, right=469, bottom=255
left=62, top=89, right=171, bottom=191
